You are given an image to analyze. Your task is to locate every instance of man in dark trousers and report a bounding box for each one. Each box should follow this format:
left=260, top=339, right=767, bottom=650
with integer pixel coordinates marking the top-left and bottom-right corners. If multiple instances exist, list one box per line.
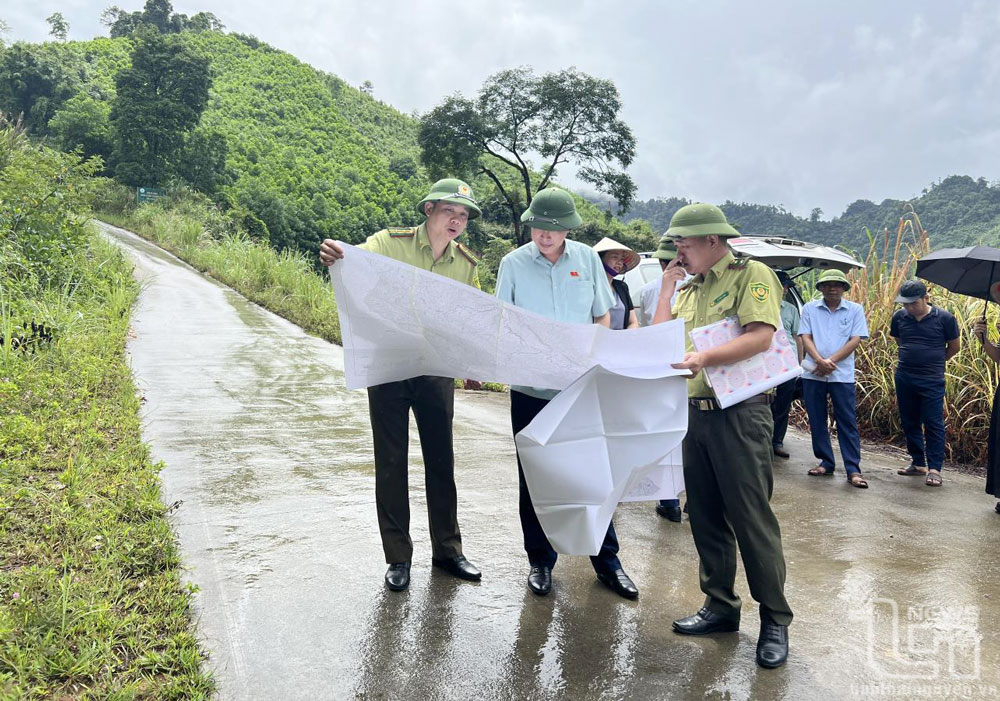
left=770, top=271, right=803, bottom=458
left=652, top=202, right=792, bottom=669
left=495, top=187, right=639, bottom=600
left=891, top=279, right=960, bottom=487
left=319, top=178, right=483, bottom=591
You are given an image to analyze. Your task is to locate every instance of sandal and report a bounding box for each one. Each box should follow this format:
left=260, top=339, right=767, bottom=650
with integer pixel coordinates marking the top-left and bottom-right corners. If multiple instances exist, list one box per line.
left=808, top=466, right=834, bottom=476
left=898, top=465, right=928, bottom=476
left=848, top=473, right=869, bottom=489
left=925, top=472, right=942, bottom=487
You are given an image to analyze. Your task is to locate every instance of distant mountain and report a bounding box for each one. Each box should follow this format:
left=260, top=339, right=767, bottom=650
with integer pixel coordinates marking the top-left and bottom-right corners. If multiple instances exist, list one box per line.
left=618, top=175, right=1000, bottom=253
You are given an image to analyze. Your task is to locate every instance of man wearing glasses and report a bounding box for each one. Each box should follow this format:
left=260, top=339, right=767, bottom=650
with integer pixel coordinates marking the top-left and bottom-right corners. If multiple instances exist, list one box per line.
left=319, top=179, right=483, bottom=591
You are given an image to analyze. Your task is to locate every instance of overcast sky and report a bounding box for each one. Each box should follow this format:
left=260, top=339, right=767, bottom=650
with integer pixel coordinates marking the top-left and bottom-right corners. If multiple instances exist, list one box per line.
left=5, top=1, right=1000, bottom=218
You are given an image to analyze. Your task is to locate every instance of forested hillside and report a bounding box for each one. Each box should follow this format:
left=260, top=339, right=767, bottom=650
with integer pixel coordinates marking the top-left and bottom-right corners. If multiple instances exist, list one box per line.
left=4, top=3, right=997, bottom=263
left=0, top=13, right=656, bottom=266
left=620, top=175, right=1000, bottom=254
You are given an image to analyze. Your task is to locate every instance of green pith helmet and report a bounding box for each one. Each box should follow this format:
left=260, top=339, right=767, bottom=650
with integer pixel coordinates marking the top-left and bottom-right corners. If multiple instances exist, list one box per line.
left=816, top=269, right=851, bottom=291
left=416, top=178, right=482, bottom=219
left=520, top=188, right=582, bottom=231
left=666, top=203, right=740, bottom=239
left=652, top=235, right=677, bottom=261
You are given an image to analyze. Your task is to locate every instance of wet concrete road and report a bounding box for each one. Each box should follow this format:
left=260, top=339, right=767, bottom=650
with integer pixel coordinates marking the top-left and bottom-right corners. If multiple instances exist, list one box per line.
left=102, top=222, right=1000, bottom=700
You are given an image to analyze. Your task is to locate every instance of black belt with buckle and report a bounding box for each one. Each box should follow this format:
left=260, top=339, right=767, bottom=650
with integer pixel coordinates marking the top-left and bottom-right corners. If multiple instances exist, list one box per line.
left=689, top=394, right=773, bottom=411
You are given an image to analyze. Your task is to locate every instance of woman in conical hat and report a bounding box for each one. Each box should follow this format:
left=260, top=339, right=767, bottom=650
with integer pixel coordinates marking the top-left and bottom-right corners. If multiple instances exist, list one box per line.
left=593, top=237, right=640, bottom=330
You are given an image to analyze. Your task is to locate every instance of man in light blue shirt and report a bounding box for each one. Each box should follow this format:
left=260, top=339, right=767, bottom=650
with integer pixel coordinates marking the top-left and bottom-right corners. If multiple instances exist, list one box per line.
left=771, top=272, right=804, bottom=459
left=798, top=270, right=870, bottom=487
left=495, top=187, right=638, bottom=600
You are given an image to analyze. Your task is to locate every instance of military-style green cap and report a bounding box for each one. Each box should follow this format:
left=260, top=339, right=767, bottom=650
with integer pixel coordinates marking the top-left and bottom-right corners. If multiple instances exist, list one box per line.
left=417, top=178, right=482, bottom=219
left=666, top=203, right=740, bottom=239
left=521, top=187, right=582, bottom=231
left=652, top=235, right=677, bottom=261
left=816, top=269, right=851, bottom=291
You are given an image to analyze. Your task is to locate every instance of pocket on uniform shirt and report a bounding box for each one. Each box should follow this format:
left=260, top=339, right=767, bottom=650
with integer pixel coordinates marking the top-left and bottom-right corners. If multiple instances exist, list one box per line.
left=709, top=299, right=736, bottom=322
left=566, top=283, right=597, bottom=319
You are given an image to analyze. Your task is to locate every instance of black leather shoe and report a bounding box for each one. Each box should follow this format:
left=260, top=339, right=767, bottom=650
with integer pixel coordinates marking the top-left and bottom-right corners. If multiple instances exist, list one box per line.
left=384, top=561, right=410, bottom=591
left=431, top=555, right=482, bottom=581
left=756, top=620, right=789, bottom=668
left=672, top=607, right=739, bottom=635
left=527, top=566, right=552, bottom=596
left=655, top=504, right=683, bottom=522
left=773, top=445, right=790, bottom=458
left=596, top=568, right=639, bottom=600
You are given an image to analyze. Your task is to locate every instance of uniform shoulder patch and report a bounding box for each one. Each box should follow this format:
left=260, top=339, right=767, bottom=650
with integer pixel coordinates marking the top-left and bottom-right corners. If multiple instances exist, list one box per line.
left=387, top=227, right=416, bottom=237
left=456, top=242, right=481, bottom=266
left=727, top=257, right=750, bottom=270
left=749, top=281, right=771, bottom=303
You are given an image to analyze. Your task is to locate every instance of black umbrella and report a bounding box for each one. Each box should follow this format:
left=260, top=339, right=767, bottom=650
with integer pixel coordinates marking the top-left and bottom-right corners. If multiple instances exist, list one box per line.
left=916, top=245, right=1000, bottom=320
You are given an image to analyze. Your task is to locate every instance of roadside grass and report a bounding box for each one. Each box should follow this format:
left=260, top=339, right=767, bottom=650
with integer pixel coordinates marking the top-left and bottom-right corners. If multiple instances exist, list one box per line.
left=0, top=232, right=213, bottom=699
left=97, top=190, right=507, bottom=392
left=99, top=199, right=343, bottom=347
left=849, top=211, right=999, bottom=467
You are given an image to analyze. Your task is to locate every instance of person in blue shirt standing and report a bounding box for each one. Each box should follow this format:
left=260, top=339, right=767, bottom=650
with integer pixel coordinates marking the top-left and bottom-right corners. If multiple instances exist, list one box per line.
left=771, top=272, right=804, bottom=459
left=891, top=280, right=960, bottom=487
left=495, top=187, right=639, bottom=600
left=799, top=270, right=871, bottom=488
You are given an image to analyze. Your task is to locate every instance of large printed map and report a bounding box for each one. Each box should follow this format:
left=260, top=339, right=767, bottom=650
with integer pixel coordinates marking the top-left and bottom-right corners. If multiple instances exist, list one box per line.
left=329, top=243, right=690, bottom=554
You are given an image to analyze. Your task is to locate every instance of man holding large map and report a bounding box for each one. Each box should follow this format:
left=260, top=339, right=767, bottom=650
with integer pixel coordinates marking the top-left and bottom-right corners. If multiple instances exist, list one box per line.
left=319, top=178, right=483, bottom=592
left=495, top=187, right=641, bottom=601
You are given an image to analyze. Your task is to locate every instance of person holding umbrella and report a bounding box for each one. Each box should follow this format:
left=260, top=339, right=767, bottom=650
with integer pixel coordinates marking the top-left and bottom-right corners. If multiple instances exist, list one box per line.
left=890, top=280, right=960, bottom=487
left=973, top=283, right=1000, bottom=514
left=917, top=246, right=1000, bottom=509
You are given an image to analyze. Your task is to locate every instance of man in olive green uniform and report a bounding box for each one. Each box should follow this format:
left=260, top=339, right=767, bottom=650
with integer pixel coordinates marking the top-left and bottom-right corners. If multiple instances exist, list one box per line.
left=652, top=203, right=792, bottom=669
left=319, top=178, right=483, bottom=591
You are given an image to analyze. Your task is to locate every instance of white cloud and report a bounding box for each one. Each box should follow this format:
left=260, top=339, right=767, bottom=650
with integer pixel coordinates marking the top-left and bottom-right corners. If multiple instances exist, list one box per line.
left=3, top=1, right=1000, bottom=218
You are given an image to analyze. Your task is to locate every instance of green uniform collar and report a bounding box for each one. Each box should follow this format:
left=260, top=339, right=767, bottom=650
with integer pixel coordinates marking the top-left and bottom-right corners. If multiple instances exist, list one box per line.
left=699, top=250, right=735, bottom=282
left=416, top=222, right=456, bottom=263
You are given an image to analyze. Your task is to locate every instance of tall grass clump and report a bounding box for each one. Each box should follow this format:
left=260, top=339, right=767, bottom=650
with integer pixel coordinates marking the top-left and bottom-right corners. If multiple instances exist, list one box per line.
left=94, top=183, right=342, bottom=345
left=1, top=115, right=213, bottom=698
left=846, top=206, right=999, bottom=466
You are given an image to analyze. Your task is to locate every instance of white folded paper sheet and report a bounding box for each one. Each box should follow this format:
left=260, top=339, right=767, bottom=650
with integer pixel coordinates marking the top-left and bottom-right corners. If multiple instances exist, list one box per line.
left=620, top=448, right=684, bottom=503
left=689, top=316, right=802, bottom=408
left=328, top=243, right=690, bottom=556
left=329, top=243, right=687, bottom=389
left=515, top=365, right=688, bottom=556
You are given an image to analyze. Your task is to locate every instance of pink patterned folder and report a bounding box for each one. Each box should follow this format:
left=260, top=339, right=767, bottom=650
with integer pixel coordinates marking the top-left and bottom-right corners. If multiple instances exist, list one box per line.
left=688, top=316, right=802, bottom=408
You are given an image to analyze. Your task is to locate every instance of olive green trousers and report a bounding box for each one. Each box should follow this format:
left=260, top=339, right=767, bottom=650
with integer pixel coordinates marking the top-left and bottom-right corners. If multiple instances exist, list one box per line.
left=367, top=376, right=463, bottom=564
left=683, top=403, right=793, bottom=626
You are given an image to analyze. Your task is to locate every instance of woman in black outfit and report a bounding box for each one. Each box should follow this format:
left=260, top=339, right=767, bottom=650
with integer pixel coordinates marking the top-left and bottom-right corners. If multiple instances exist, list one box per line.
left=974, top=311, right=1000, bottom=514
